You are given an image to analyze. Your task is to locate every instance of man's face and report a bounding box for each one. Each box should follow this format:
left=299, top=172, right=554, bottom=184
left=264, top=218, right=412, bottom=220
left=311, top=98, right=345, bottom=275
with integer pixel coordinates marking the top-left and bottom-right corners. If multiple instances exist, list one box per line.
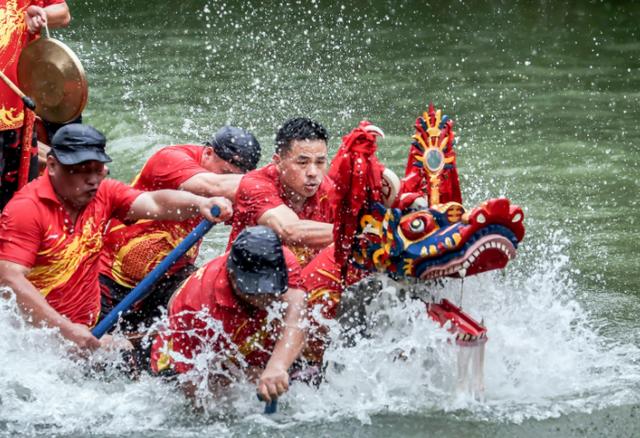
left=274, top=139, right=328, bottom=199
left=48, top=157, right=107, bottom=209
left=202, top=147, right=245, bottom=174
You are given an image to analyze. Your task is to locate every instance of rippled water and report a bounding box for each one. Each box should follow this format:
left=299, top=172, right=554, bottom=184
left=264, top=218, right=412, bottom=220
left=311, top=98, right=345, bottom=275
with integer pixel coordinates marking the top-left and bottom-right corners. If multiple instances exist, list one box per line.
left=1, top=1, right=639, bottom=436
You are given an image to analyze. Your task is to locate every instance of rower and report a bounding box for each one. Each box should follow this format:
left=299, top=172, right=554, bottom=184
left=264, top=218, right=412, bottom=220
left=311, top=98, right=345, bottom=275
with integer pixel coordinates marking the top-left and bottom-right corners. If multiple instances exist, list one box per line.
left=150, top=226, right=307, bottom=403
left=99, top=126, right=261, bottom=332
left=227, top=117, right=334, bottom=267
left=0, top=123, right=232, bottom=351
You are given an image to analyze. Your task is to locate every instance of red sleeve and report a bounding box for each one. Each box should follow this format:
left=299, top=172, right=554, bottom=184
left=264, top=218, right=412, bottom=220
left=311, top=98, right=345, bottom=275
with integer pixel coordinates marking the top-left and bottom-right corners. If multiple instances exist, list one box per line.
left=101, top=179, right=144, bottom=221
left=236, top=172, right=284, bottom=223
left=138, top=146, right=208, bottom=190
left=283, top=247, right=302, bottom=288
left=0, top=197, right=42, bottom=267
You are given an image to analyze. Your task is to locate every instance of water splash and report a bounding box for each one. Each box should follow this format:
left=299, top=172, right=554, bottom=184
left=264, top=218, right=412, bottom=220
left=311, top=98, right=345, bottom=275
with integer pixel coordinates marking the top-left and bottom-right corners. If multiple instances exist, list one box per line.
left=1, top=227, right=639, bottom=435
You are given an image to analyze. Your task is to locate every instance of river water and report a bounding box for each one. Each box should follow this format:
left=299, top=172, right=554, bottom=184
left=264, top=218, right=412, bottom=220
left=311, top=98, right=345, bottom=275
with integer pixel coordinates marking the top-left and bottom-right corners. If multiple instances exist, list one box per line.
left=1, top=0, right=639, bottom=436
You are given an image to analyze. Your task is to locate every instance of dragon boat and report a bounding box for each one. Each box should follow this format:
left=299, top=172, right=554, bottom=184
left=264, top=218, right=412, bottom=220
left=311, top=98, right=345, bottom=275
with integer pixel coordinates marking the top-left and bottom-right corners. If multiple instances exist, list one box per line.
left=308, top=103, right=525, bottom=396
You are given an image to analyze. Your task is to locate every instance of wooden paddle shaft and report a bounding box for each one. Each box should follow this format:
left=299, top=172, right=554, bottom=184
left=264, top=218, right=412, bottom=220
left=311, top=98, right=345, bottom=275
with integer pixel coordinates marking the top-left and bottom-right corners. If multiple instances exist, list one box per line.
left=0, top=70, right=27, bottom=98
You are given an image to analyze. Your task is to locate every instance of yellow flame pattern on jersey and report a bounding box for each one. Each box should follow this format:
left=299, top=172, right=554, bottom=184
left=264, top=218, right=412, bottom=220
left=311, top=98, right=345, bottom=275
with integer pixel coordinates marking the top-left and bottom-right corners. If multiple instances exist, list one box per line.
left=27, top=218, right=104, bottom=296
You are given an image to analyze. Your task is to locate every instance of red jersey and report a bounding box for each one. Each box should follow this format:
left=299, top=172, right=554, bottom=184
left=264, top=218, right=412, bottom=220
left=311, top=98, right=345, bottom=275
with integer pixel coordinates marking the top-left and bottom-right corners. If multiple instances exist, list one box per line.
left=100, top=145, right=208, bottom=288
left=0, top=0, right=65, bottom=131
left=228, top=163, right=335, bottom=266
left=0, top=173, right=142, bottom=325
left=150, top=247, right=302, bottom=374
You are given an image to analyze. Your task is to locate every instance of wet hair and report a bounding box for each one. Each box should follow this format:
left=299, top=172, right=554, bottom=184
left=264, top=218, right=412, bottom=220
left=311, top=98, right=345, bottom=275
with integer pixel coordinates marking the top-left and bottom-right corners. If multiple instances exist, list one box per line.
left=275, top=117, right=328, bottom=156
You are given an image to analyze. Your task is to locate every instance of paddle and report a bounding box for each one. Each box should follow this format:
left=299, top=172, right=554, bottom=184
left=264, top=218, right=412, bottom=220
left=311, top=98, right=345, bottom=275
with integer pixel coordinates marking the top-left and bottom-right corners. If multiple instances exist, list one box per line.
left=92, top=206, right=221, bottom=338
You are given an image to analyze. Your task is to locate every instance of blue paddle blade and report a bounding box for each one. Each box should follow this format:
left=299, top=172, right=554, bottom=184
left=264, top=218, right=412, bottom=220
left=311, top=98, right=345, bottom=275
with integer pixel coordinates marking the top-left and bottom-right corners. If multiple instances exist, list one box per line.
left=257, top=394, right=278, bottom=414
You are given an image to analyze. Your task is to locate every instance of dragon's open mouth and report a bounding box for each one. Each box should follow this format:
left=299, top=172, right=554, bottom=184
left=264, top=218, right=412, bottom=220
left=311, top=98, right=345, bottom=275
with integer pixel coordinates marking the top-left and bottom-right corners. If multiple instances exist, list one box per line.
left=416, top=228, right=518, bottom=280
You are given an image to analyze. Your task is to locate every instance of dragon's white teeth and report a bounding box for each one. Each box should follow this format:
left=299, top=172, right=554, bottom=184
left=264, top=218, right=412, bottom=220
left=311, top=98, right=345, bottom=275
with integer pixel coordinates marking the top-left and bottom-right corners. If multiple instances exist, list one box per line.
left=458, top=268, right=467, bottom=278
left=490, top=242, right=497, bottom=248
left=463, top=261, right=470, bottom=269
left=469, top=254, right=476, bottom=262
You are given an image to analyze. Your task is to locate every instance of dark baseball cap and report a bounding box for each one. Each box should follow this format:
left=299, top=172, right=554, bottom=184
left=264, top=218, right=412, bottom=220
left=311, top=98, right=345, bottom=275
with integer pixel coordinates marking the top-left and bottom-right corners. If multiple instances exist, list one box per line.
left=227, top=226, right=288, bottom=295
left=206, top=126, right=260, bottom=173
left=50, top=124, right=112, bottom=165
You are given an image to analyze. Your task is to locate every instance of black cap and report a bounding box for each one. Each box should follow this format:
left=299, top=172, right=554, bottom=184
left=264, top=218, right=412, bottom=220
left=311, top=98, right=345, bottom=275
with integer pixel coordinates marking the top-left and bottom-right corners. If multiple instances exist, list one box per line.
left=50, top=124, right=112, bottom=165
left=227, top=226, right=288, bottom=295
left=206, top=126, right=260, bottom=172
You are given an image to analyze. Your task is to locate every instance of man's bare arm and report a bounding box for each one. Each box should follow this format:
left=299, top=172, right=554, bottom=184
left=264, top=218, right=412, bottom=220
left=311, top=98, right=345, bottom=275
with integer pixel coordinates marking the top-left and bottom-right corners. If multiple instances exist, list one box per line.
left=0, top=260, right=100, bottom=349
left=25, top=3, right=70, bottom=33
left=125, top=190, right=232, bottom=223
left=179, top=173, right=243, bottom=201
left=259, top=205, right=333, bottom=249
left=257, top=287, right=307, bottom=402
left=44, top=3, right=71, bottom=28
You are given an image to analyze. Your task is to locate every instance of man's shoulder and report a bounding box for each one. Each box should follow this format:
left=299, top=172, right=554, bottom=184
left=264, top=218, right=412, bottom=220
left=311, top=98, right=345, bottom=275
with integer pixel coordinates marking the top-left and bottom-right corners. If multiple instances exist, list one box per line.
left=98, top=177, right=129, bottom=192
left=96, top=178, right=141, bottom=207
left=4, top=178, right=48, bottom=212
left=137, top=145, right=205, bottom=189
left=201, top=253, right=227, bottom=273
left=154, top=144, right=202, bottom=156
left=238, top=164, right=279, bottom=191
left=147, top=144, right=202, bottom=166
left=1, top=195, right=42, bottom=224
left=243, top=163, right=277, bottom=180
left=171, top=255, right=232, bottom=313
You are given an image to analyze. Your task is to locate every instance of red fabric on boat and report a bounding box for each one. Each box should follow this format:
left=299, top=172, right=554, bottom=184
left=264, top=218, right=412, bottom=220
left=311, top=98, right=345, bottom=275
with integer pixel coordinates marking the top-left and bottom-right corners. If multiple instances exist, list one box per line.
left=328, top=121, right=385, bottom=271
left=17, top=108, right=35, bottom=189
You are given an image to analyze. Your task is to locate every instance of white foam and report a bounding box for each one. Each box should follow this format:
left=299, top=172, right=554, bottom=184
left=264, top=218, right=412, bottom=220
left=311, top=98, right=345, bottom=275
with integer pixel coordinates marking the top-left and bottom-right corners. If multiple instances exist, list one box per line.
left=1, top=231, right=639, bottom=433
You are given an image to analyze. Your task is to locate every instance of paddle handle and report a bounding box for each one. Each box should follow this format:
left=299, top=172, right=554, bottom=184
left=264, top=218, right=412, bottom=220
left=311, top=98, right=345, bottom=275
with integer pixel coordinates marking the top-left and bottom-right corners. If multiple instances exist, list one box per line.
left=92, top=206, right=220, bottom=338
left=0, top=70, right=36, bottom=110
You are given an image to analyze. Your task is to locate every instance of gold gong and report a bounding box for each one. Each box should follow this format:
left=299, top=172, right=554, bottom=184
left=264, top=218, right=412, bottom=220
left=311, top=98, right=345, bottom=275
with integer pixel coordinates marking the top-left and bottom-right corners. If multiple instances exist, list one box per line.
left=17, top=37, right=88, bottom=124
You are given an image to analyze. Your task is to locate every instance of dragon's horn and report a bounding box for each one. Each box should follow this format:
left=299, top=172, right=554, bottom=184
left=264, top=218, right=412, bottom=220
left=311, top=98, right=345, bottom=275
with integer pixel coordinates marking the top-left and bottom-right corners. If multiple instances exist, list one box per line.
left=364, top=124, right=385, bottom=138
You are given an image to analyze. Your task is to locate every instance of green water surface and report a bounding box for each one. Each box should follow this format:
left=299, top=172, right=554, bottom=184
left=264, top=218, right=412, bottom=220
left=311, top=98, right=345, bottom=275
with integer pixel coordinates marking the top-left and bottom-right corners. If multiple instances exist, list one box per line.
left=42, top=0, right=640, bottom=436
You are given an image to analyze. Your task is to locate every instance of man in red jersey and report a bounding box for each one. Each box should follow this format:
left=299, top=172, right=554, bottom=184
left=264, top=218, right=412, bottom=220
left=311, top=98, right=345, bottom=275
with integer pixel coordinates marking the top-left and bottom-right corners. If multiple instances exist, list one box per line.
left=228, top=117, right=334, bottom=268
left=0, top=124, right=232, bottom=351
left=151, top=226, right=307, bottom=402
left=99, top=126, right=260, bottom=330
left=1, top=0, right=71, bottom=210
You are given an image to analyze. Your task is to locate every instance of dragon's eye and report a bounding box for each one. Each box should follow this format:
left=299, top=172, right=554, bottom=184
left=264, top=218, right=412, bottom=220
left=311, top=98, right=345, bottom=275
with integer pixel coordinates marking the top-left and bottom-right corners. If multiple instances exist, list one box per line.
left=399, top=213, right=436, bottom=241
left=410, top=218, right=424, bottom=233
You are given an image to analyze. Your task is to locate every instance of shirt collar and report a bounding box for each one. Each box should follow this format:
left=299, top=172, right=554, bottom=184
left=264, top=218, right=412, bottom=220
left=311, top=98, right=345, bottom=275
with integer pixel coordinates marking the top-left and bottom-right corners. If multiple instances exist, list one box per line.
left=35, top=173, right=62, bottom=205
